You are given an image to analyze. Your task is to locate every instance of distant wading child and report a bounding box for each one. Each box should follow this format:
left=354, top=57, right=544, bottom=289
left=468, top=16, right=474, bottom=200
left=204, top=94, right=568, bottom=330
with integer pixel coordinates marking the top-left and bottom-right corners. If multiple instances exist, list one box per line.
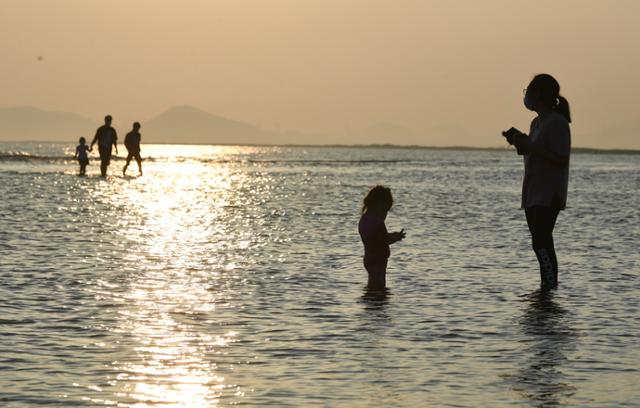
left=74, top=137, right=91, bottom=176
left=358, top=186, right=405, bottom=290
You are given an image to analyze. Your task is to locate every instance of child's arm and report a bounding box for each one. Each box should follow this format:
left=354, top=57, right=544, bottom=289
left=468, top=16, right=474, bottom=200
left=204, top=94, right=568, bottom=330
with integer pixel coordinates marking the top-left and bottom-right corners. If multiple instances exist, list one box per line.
left=385, top=229, right=405, bottom=244
left=74, top=146, right=78, bottom=159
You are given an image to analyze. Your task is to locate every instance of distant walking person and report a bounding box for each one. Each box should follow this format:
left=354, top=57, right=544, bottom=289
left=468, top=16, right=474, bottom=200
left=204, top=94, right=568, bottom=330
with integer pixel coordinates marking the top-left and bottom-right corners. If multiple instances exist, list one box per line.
left=91, top=115, right=118, bottom=177
left=502, top=73, right=571, bottom=289
left=74, top=137, right=90, bottom=176
left=358, top=186, right=405, bottom=290
left=123, top=122, right=143, bottom=176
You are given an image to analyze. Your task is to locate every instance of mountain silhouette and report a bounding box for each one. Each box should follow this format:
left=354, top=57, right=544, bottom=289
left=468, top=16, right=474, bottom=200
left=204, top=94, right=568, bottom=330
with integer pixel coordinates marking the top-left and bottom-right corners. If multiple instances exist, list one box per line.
left=2, top=105, right=638, bottom=149
left=351, top=122, right=416, bottom=145
left=0, top=105, right=289, bottom=145
left=0, top=106, right=98, bottom=141
left=142, top=105, right=281, bottom=144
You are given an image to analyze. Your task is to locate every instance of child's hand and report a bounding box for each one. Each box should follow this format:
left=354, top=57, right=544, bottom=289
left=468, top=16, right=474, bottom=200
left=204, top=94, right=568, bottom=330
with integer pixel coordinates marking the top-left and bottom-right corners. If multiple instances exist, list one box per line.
left=390, top=229, right=405, bottom=243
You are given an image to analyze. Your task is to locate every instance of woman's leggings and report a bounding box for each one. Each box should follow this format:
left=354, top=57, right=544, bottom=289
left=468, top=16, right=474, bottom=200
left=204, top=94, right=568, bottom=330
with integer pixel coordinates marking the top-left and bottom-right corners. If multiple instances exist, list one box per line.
left=525, top=198, right=561, bottom=288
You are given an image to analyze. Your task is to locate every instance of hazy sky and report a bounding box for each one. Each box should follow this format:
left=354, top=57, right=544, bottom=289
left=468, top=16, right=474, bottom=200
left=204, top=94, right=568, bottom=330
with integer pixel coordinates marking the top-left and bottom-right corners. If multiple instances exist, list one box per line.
left=2, top=0, right=639, bottom=147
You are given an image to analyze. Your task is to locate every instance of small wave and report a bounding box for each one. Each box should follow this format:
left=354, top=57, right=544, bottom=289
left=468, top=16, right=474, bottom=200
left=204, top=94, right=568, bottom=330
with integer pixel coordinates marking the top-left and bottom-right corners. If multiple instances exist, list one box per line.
left=0, top=151, right=157, bottom=163
left=200, top=158, right=413, bottom=165
left=247, top=159, right=410, bottom=164
left=0, top=151, right=78, bottom=163
left=0, top=152, right=412, bottom=165
left=0, top=152, right=56, bottom=161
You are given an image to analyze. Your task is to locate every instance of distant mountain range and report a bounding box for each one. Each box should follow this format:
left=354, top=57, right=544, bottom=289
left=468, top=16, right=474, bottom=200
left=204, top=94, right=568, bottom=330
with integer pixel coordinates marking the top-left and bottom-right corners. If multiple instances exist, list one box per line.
left=143, top=105, right=282, bottom=144
left=0, top=105, right=638, bottom=149
left=0, top=105, right=479, bottom=146
left=0, top=106, right=99, bottom=142
left=0, top=105, right=290, bottom=145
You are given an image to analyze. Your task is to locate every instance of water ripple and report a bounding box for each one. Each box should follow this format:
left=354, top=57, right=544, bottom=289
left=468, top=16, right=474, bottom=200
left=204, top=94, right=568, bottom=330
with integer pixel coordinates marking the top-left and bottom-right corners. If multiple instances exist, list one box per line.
left=0, top=144, right=638, bottom=407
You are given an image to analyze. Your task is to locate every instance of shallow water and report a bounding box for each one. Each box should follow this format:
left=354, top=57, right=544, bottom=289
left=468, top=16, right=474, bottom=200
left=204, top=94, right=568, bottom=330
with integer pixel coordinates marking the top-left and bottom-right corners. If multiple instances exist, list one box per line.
left=0, top=143, right=638, bottom=407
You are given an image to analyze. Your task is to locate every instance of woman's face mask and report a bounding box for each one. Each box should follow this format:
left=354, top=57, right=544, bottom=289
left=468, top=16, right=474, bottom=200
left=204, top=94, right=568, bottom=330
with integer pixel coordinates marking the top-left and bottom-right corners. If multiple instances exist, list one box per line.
left=523, top=89, right=537, bottom=111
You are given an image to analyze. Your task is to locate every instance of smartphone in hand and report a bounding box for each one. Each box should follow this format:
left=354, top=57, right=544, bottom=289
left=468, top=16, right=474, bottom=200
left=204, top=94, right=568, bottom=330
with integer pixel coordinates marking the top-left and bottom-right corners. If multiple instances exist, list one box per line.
left=502, top=127, right=523, bottom=145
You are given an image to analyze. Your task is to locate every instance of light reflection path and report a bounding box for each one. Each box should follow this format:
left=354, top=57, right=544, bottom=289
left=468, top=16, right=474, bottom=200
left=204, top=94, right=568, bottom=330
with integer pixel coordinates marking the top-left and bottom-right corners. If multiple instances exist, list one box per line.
left=99, top=158, right=240, bottom=407
left=1, top=145, right=639, bottom=406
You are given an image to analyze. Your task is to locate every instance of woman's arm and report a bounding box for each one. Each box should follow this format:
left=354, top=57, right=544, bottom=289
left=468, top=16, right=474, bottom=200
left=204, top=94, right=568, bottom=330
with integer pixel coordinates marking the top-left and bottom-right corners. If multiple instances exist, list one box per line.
left=512, top=119, right=570, bottom=166
left=525, top=141, right=569, bottom=166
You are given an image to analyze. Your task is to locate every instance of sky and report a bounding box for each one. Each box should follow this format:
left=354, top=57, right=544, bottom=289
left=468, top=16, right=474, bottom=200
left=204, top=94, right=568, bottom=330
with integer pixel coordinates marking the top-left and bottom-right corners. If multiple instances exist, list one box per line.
left=1, top=0, right=639, bottom=148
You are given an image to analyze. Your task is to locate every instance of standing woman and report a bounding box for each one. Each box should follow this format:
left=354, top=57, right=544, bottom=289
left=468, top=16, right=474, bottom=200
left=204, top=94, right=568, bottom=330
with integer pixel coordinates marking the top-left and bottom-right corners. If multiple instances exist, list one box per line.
left=504, top=73, right=571, bottom=289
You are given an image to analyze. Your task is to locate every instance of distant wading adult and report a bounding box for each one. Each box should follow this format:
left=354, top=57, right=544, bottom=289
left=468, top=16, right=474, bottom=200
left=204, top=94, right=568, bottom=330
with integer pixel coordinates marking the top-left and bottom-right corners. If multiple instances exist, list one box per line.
left=91, top=115, right=118, bottom=177
left=503, top=74, right=571, bottom=289
left=123, top=122, right=143, bottom=176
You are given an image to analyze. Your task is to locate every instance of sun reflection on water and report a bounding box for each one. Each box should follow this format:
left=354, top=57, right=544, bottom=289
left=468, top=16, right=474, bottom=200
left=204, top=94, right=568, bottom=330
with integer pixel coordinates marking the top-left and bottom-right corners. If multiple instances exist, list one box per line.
left=103, top=147, right=245, bottom=407
left=3, top=144, right=639, bottom=406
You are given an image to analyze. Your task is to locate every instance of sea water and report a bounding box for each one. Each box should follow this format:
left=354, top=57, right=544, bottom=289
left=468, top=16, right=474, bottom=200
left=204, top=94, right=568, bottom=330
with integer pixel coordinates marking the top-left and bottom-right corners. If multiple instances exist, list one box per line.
left=0, top=142, right=638, bottom=407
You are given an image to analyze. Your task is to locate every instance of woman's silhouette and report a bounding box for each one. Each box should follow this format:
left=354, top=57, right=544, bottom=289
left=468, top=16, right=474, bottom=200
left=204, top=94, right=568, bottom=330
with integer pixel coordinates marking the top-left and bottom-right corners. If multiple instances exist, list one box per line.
left=504, top=74, right=572, bottom=289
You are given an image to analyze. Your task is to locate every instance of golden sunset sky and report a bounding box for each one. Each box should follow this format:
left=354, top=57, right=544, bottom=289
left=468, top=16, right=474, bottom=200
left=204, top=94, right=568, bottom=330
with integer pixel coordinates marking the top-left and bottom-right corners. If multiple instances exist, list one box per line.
left=1, top=0, right=639, bottom=147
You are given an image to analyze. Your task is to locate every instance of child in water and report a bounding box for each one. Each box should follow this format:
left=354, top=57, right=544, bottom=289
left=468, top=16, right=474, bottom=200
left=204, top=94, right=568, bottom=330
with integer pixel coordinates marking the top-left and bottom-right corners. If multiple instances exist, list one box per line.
left=74, top=137, right=91, bottom=176
left=358, top=185, right=405, bottom=289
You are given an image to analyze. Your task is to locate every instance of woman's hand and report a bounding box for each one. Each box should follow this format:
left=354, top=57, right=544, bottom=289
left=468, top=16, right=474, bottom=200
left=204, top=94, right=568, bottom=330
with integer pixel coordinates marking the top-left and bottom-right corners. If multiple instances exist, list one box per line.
left=511, top=133, right=530, bottom=149
left=510, top=133, right=531, bottom=155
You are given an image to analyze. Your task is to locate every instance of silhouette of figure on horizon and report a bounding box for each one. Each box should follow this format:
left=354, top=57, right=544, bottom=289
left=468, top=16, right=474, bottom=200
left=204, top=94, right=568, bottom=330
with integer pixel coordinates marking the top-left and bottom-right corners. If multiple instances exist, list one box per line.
left=503, top=73, right=572, bottom=289
left=358, top=186, right=405, bottom=290
left=123, top=122, right=143, bottom=176
left=91, top=115, right=118, bottom=177
left=74, top=137, right=90, bottom=176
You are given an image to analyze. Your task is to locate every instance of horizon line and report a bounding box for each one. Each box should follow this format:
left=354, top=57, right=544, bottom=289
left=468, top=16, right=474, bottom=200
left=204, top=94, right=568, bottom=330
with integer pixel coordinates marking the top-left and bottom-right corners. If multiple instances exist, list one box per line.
left=1, top=139, right=638, bottom=154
